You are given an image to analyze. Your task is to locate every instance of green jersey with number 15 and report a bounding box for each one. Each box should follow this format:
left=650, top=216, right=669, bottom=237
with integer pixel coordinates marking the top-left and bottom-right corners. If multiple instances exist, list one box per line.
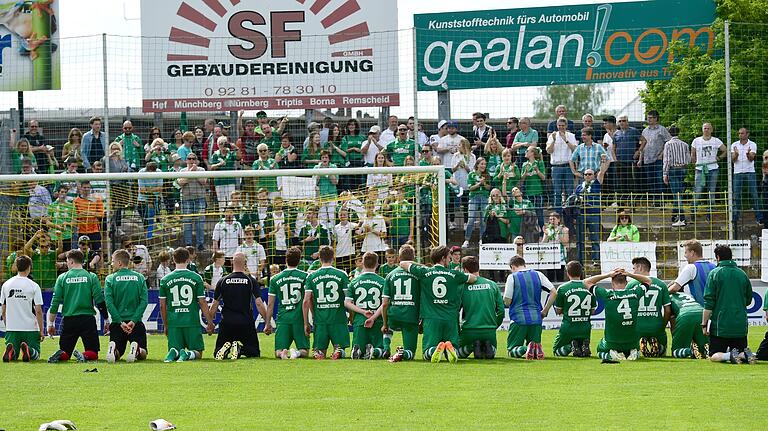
left=305, top=266, right=349, bottom=325
left=346, top=272, right=385, bottom=326
left=383, top=267, right=421, bottom=324
left=595, top=284, right=646, bottom=345
left=268, top=268, right=308, bottom=324
left=408, top=263, right=468, bottom=321
left=159, top=269, right=206, bottom=328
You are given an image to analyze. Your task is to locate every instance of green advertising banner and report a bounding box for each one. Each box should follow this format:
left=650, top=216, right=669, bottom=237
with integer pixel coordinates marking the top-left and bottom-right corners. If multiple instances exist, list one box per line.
left=414, top=0, right=716, bottom=91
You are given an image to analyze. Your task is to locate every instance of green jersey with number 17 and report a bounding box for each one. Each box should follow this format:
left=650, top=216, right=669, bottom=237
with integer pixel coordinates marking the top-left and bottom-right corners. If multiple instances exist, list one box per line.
left=346, top=272, right=385, bottom=326
left=305, top=266, right=349, bottom=325
left=159, top=269, right=206, bottom=328
left=628, top=277, right=671, bottom=334
left=408, top=263, right=468, bottom=321
left=268, top=268, right=308, bottom=324
left=383, top=267, right=420, bottom=324
left=594, top=284, right=646, bottom=345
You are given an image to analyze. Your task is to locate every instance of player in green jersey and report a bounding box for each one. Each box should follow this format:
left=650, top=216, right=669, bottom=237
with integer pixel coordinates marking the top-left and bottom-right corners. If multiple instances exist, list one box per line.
left=457, top=256, right=504, bottom=359
left=584, top=268, right=651, bottom=362
left=159, top=248, right=214, bottom=363
left=264, top=247, right=310, bottom=359
left=303, top=246, right=364, bottom=360
left=552, top=261, right=597, bottom=357
left=377, top=244, right=420, bottom=362
left=668, top=291, right=708, bottom=359
left=629, top=257, right=671, bottom=357
left=47, top=249, right=108, bottom=363
left=400, top=245, right=478, bottom=364
left=104, top=249, right=149, bottom=363
left=348, top=252, right=387, bottom=359
left=448, top=246, right=462, bottom=271
left=378, top=248, right=399, bottom=278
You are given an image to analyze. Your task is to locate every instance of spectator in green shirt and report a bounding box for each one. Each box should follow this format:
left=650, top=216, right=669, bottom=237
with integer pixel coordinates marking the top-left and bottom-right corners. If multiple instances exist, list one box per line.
left=607, top=210, right=640, bottom=242
left=252, top=143, right=280, bottom=198
left=520, top=146, right=547, bottom=228
left=302, top=132, right=322, bottom=168
left=386, top=125, right=416, bottom=167
left=327, top=123, right=347, bottom=168
left=46, top=185, right=76, bottom=248
left=115, top=120, right=143, bottom=171
left=24, top=230, right=63, bottom=290
left=484, top=134, right=504, bottom=178
left=483, top=188, right=511, bottom=243
left=463, top=158, right=493, bottom=248
left=314, top=150, right=339, bottom=230
left=341, top=119, right=366, bottom=190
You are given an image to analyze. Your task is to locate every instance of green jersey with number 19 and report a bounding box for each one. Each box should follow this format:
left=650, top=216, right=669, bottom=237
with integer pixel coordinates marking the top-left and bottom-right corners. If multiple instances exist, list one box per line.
left=408, top=263, right=468, bottom=321
left=305, top=266, right=349, bottom=325
left=159, top=269, right=206, bottom=328
left=383, top=267, right=420, bottom=324
left=268, top=268, right=308, bottom=324
left=628, top=277, right=670, bottom=334
left=554, top=280, right=596, bottom=333
left=346, top=272, right=385, bottom=326
left=594, top=284, right=646, bottom=345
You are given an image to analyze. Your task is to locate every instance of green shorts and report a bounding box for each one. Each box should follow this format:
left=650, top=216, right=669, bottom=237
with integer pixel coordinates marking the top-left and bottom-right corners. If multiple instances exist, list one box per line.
left=459, top=328, right=497, bottom=349
left=552, top=323, right=592, bottom=352
left=352, top=320, right=384, bottom=349
left=167, top=326, right=204, bottom=352
left=597, top=338, right=637, bottom=355
left=313, top=323, right=350, bottom=351
left=389, top=318, right=419, bottom=354
left=4, top=331, right=41, bottom=359
left=275, top=321, right=310, bottom=351
left=671, top=316, right=708, bottom=351
left=422, top=318, right=459, bottom=353
left=506, top=323, right=542, bottom=350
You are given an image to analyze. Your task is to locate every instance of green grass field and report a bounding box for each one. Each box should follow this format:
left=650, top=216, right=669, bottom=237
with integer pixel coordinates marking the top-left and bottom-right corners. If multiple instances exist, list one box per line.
left=2, top=328, right=767, bottom=430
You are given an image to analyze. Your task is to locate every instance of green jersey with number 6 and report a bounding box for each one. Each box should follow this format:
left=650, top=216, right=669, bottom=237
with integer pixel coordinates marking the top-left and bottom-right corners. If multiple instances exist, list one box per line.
left=346, top=272, right=385, bottom=326
left=306, top=266, right=349, bottom=325
left=554, top=280, right=596, bottom=334
left=383, top=267, right=420, bottom=324
left=268, top=268, right=308, bottom=324
left=627, top=277, right=670, bottom=334
left=159, top=269, right=206, bottom=328
left=408, top=263, right=468, bottom=321
left=594, top=284, right=646, bottom=344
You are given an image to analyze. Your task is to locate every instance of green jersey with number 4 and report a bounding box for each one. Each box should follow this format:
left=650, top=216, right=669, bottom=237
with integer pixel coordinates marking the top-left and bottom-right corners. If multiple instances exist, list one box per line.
left=346, top=272, right=385, bottom=326
left=408, top=263, right=468, bottom=321
left=383, top=267, right=420, bottom=324
left=554, top=280, right=596, bottom=333
left=595, top=284, right=646, bottom=345
left=268, top=268, right=308, bottom=324
left=628, top=277, right=670, bottom=334
left=159, top=269, right=206, bottom=328
left=306, top=266, right=349, bottom=325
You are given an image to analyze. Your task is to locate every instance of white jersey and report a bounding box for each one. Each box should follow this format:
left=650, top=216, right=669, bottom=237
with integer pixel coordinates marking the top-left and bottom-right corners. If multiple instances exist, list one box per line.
left=691, top=136, right=724, bottom=171
left=236, top=242, right=267, bottom=275
left=0, top=275, right=43, bottom=332
left=333, top=222, right=357, bottom=258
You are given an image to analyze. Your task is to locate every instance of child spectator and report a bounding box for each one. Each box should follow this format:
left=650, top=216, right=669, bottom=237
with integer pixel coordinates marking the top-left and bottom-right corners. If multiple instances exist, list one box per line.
left=236, top=226, right=267, bottom=278
left=155, top=250, right=173, bottom=289
left=203, top=251, right=228, bottom=290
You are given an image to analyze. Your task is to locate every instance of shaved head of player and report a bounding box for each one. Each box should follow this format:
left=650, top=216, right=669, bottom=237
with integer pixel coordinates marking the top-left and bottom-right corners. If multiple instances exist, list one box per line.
left=104, top=249, right=149, bottom=363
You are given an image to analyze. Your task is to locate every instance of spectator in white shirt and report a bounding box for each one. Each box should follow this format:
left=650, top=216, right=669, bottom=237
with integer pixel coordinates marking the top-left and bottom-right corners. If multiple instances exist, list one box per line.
left=213, top=208, right=245, bottom=258
left=333, top=207, right=357, bottom=273
left=732, top=127, right=761, bottom=225
left=437, top=121, right=463, bottom=166
left=691, top=122, right=726, bottom=220
left=361, top=125, right=383, bottom=166
left=357, top=200, right=388, bottom=260
left=429, top=120, right=448, bottom=148
left=451, top=138, right=476, bottom=218
left=236, top=226, right=267, bottom=277
left=546, top=117, right=577, bottom=213
left=379, top=115, right=398, bottom=146
left=367, top=152, right=393, bottom=200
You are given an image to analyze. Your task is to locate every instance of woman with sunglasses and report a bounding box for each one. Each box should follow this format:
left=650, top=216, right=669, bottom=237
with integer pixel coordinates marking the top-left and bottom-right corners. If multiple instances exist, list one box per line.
left=607, top=210, right=640, bottom=242
left=61, top=128, right=84, bottom=171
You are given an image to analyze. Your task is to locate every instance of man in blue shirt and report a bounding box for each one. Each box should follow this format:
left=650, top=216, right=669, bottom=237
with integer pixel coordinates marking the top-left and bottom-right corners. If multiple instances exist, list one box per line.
left=612, top=115, right=641, bottom=194
left=573, top=160, right=609, bottom=264
left=546, top=105, right=575, bottom=133
left=81, top=116, right=105, bottom=171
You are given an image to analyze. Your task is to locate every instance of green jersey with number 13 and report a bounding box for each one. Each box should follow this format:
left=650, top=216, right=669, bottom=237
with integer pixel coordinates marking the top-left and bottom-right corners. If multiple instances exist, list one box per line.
left=305, top=266, right=349, bottom=325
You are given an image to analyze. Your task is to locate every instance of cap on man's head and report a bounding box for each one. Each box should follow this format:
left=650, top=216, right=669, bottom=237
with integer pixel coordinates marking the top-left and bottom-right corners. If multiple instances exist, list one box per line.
left=437, top=120, right=448, bottom=129
left=450, top=245, right=461, bottom=253
left=368, top=125, right=381, bottom=134
left=446, top=121, right=458, bottom=128
left=308, top=121, right=320, bottom=130
left=78, top=235, right=90, bottom=244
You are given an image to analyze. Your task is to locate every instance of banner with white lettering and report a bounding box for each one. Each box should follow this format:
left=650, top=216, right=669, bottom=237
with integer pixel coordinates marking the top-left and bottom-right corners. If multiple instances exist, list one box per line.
left=140, top=0, right=399, bottom=112
left=599, top=241, right=657, bottom=277
left=676, top=239, right=751, bottom=267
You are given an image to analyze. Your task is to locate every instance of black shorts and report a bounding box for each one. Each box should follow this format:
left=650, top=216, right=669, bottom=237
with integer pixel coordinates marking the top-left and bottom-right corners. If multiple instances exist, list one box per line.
left=60, top=315, right=100, bottom=354
left=215, top=320, right=260, bottom=358
left=709, top=335, right=748, bottom=354
left=109, top=322, right=148, bottom=355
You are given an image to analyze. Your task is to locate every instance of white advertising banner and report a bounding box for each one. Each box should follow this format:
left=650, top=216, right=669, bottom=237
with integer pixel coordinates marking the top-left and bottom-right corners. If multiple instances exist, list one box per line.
left=140, top=0, right=399, bottom=112
left=280, top=176, right=316, bottom=200
left=478, top=243, right=517, bottom=270
left=599, top=242, right=657, bottom=277
left=479, top=243, right=561, bottom=270
left=676, top=239, right=751, bottom=268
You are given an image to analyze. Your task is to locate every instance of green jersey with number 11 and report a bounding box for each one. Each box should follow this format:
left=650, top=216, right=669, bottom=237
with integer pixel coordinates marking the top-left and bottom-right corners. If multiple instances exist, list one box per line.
left=306, top=266, right=349, bottom=325
left=268, top=268, right=308, bottom=324
left=383, top=268, right=420, bottom=324
left=594, top=284, right=646, bottom=345
left=346, top=272, right=385, bottom=326
left=159, top=269, right=206, bottom=328
left=408, top=263, right=468, bottom=321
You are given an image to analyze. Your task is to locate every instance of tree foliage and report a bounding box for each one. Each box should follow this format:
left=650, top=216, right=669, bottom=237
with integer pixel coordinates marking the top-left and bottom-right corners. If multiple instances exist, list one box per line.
left=533, top=84, right=612, bottom=119
left=640, top=0, right=768, bottom=146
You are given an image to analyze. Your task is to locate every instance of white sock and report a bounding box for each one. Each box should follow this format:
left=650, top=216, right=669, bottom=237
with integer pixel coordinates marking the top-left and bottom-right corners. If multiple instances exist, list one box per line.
left=188, top=350, right=198, bottom=360
left=721, top=351, right=731, bottom=361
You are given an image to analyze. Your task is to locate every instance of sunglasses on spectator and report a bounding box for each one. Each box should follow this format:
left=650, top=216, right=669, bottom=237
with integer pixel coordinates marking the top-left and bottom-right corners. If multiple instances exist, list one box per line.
left=258, top=149, right=268, bottom=153
left=584, top=172, right=594, bottom=176
left=421, top=149, right=430, bottom=152
left=620, top=216, right=629, bottom=220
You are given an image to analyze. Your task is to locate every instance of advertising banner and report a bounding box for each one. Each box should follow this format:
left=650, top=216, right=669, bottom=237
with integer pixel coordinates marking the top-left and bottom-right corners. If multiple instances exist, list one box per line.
left=599, top=241, right=657, bottom=277
left=0, top=0, right=60, bottom=90
left=415, top=0, right=716, bottom=90
left=676, top=239, right=751, bottom=268
left=141, top=0, right=399, bottom=112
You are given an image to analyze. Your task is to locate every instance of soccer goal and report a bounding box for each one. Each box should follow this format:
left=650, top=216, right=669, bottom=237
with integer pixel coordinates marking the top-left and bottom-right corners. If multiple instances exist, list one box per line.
left=0, top=165, right=446, bottom=285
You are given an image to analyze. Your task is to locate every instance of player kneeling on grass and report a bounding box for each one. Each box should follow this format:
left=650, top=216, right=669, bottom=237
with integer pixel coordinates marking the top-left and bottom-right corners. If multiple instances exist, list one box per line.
left=584, top=268, right=651, bottom=363
left=303, top=246, right=359, bottom=360
left=210, top=252, right=267, bottom=360
left=400, top=245, right=478, bottom=364
left=668, top=291, right=709, bottom=359
left=48, top=249, right=108, bottom=363
left=503, top=256, right=556, bottom=360
left=2, top=255, right=44, bottom=362
left=702, top=245, right=756, bottom=364
left=552, top=261, right=596, bottom=358
left=350, top=252, right=387, bottom=359
left=630, top=257, right=671, bottom=357
left=457, top=256, right=504, bottom=359
left=159, top=247, right=214, bottom=363
left=379, top=244, right=421, bottom=362
left=264, top=247, right=310, bottom=359
left=104, top=249, right=148, bottom=363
